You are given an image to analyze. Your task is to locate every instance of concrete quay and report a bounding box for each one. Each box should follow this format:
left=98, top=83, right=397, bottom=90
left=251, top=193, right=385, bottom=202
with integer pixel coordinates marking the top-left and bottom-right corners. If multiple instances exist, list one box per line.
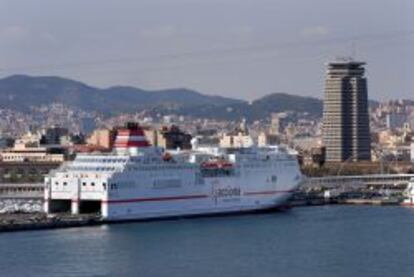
left=289, top=191, right=404, bottom=207
left=289, top=173, right=414, bottom=207
left=340, top=198, right=401, bottom=205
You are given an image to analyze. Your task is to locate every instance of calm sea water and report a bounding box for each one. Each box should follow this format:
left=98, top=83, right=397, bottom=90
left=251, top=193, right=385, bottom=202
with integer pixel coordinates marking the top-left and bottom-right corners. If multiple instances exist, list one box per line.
left=1, top=206, right=414, bottom=277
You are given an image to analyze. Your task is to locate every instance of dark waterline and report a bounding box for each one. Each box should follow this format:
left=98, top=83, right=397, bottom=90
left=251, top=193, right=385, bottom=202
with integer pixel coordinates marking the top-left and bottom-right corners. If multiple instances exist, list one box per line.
left=1, top=206, right=414, bottom=277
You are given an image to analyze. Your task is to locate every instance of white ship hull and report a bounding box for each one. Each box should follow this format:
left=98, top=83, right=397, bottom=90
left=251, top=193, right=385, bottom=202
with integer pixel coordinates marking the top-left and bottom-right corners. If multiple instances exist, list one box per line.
left=101, top=183, right=296, bottom=221
left=45, top=164, right=300, bottom=221
left=104, top=200, right=290, bottom=222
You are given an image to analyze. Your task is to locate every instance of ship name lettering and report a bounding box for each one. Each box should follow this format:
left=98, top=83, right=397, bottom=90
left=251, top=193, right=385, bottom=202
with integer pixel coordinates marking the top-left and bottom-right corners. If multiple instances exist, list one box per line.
left=215, top=187, right=241, bottom=197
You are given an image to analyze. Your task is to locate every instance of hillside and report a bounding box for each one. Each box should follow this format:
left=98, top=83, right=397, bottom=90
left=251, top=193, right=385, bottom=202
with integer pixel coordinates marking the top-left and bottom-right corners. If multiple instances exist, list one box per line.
left=0, top=75, right=242, bottom=115
left=0, top=75, right=325, bottom=120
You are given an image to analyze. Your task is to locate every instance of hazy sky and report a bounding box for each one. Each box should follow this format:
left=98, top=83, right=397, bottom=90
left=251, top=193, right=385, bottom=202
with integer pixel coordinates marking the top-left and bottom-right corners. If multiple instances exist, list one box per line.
left=0, top=0, right=413, bottom=101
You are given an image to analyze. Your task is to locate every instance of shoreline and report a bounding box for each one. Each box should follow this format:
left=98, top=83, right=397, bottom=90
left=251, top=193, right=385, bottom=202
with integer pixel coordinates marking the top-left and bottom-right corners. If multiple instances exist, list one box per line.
left=0, top=201, right=407, bottom=233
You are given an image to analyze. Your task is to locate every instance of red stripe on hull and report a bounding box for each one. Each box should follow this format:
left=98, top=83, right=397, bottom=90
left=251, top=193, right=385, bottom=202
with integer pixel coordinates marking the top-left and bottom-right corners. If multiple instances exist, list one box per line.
left=103, top=194, right=208, bottom=204
left=244, top=189, right=294, bottom=196
left=102, top=189, right=294, bottom=204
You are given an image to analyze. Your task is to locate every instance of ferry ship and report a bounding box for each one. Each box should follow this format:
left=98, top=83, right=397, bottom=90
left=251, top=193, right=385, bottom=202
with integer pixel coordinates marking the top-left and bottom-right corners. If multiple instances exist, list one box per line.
left=44, top=124, right=302, bottom=221
left=402, top=178, right=414, bottom=206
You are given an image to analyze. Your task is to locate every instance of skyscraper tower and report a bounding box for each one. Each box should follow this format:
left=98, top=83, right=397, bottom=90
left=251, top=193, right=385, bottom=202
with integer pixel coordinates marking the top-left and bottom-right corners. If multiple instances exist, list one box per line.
left=322, top=59, right=371, bottom=162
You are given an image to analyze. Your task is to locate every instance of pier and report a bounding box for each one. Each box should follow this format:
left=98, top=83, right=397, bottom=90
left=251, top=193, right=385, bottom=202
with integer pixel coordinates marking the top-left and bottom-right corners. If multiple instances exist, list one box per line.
left=302, top=173, right=414, bottom=189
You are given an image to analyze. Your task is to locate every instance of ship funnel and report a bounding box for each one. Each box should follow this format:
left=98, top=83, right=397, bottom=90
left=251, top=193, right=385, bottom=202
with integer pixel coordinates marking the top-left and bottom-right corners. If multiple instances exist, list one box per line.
left=114, top=123, right=150, bottom=155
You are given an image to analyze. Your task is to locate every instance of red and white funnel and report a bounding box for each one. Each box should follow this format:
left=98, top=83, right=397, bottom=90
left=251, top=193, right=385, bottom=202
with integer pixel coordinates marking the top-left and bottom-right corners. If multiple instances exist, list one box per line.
left=114, top=123, right=150, bottom=155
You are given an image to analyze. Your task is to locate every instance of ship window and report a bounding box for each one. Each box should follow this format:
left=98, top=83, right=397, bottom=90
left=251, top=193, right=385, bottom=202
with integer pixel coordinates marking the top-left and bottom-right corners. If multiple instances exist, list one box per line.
left=271, top=176, right=278, bottom=183
left=82, top=182, right=86, bottom=186
left=91, top=182, right=95, bottom=187
left=102, top=183, right=107, bottom=190
left=63, top=182, right=67, bottom=186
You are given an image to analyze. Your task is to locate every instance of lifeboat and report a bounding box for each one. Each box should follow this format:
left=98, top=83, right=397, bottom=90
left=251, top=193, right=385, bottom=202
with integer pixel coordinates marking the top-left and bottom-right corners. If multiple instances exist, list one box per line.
left=201, top=160, right=233, bottom=169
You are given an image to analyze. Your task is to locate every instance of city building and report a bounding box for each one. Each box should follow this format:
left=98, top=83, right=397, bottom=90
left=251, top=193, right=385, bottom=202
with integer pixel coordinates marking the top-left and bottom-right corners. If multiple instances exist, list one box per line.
left=15, top=131, right=42, bottom=147
left=0, top=143, right=65, bottom=163
left=258, top=132, right=280, bottom=147
left=322, top=59, right=371, bottom=162
left=311, top=147, right=326, bottom=167
left=386, top=112, right=407, bottom=130
left=156, top=125, right=192, bottom=150
left=143, top=125, right=192, bottom=150
left=86, top=129, right=116, bottom=150
left=269, top=113, right=289, bottom=136
left=0, top=136, right=14, bottom=149
left=40, top=126, right=70, bottom=145
left=411, top=142, right=414, bottom=163
left=219, top=120, right=253, bottom=148
left=292, top=135, right=322, bottom=152
left=220, top=122, right=254, bottom=148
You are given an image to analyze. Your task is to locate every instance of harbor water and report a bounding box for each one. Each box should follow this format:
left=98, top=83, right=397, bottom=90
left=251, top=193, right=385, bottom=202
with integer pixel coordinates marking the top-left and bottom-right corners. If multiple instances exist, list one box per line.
left=1, top=206, right=414, bottom=277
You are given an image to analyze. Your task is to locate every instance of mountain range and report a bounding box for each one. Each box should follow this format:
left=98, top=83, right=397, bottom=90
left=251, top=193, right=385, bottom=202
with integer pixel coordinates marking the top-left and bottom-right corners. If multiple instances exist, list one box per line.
left=0, top=74, right=330, bottom=121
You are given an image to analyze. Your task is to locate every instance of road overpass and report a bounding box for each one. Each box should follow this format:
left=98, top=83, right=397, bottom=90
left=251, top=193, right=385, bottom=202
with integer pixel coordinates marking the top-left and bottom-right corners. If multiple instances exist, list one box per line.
left=0, top=183, right=44, bottom=199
